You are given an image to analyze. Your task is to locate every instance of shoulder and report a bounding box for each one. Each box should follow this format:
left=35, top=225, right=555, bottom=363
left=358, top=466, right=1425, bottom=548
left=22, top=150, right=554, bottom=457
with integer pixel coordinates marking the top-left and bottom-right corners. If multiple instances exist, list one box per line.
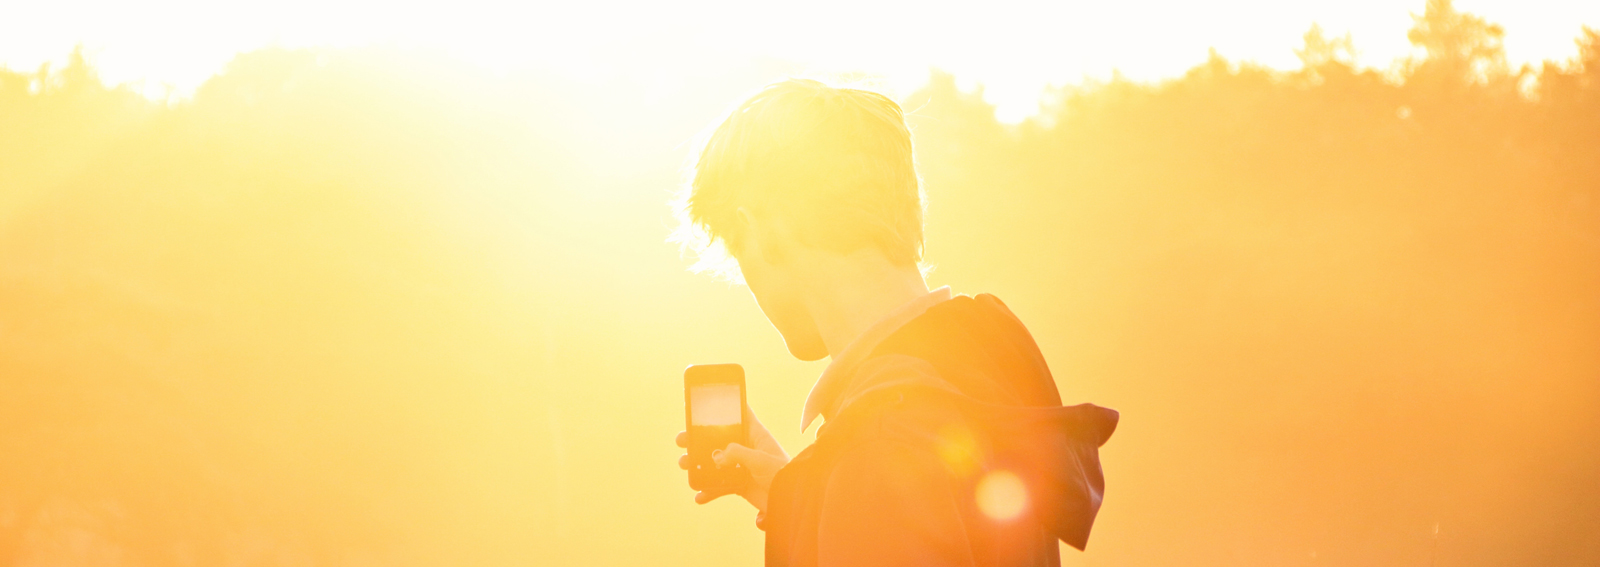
left=822, top=377, right=976, bottom=482
left=812, top=392, right=982, bottom=566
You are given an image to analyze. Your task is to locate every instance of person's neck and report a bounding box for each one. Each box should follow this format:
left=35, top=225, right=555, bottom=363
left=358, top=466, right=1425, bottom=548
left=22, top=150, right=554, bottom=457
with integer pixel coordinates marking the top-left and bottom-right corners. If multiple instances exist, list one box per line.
left=796, top=250, right=930, bottom=358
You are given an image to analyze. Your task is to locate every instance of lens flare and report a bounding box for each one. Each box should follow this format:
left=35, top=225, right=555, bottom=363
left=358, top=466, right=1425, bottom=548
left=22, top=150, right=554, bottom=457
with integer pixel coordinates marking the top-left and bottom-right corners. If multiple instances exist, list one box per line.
left=975, top=470, right=1028, bottom=521
left=936, top=423, right=982, bottom=477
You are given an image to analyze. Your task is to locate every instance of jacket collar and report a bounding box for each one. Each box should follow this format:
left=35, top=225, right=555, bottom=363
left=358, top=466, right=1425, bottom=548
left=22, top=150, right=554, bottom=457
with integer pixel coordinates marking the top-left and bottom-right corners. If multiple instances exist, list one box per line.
left=800, top=286, right=952, bottom=431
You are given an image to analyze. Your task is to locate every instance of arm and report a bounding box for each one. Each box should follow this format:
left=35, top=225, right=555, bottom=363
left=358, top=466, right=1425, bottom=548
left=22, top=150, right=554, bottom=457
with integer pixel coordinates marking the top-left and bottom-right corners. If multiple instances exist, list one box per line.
left=815, top=436, right=978, bottom=567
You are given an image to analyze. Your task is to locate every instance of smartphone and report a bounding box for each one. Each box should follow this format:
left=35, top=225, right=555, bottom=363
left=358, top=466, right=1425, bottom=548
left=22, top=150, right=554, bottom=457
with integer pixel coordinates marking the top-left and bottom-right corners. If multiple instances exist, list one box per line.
left=684, top=363, right=751, bottom=492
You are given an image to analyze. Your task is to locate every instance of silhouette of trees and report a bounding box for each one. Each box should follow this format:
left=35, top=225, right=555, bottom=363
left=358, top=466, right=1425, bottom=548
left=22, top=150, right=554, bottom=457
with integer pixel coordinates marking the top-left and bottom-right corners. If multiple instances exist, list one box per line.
left=1407, top=0, right=1508, bottom=88
left=902, top=4, right=1598, bottom=565
left=0, top=2, right=1596, bottom=566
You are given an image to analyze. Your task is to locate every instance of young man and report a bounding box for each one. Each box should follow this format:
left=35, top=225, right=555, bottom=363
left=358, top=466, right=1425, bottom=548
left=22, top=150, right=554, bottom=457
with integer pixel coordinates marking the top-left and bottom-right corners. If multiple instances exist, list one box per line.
left=673, top=79, right=1118, bottom=567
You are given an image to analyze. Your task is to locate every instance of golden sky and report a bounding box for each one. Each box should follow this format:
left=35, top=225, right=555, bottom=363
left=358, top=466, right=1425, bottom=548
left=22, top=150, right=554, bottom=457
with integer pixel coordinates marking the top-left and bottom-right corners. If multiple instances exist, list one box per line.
left=5, top=0, right=1598, bottom=120
left=4, top=2, right=1599, bottom=565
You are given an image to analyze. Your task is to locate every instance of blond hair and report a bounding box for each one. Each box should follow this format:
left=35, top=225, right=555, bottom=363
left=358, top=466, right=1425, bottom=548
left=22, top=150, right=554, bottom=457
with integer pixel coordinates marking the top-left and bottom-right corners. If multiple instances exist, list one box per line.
left=675, top=78, right=924, bottom=280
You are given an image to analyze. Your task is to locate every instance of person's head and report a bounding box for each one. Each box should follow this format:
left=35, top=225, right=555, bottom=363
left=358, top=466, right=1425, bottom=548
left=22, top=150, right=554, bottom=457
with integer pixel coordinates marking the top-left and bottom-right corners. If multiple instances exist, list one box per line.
left=676, top=78, right=925, bottom=361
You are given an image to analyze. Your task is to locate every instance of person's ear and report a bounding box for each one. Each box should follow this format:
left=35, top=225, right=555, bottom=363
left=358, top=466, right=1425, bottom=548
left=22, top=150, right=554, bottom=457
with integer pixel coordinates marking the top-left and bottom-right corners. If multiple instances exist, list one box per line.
left=736, top=207, right=791, bottom=265
left=735, top=207, right=756, bottom=240
left=730, top=207, right=760, bottom=262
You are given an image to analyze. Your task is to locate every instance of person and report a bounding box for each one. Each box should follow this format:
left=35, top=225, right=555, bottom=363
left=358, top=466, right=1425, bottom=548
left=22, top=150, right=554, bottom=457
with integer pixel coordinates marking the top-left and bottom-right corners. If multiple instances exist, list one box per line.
left=672, top=78, right=1119, bottom=567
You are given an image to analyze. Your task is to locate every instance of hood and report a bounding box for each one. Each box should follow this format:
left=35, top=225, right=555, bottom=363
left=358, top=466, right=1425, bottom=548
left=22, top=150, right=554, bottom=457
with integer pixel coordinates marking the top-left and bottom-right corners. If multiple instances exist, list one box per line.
left=823, top=293, right=1120, bottom=550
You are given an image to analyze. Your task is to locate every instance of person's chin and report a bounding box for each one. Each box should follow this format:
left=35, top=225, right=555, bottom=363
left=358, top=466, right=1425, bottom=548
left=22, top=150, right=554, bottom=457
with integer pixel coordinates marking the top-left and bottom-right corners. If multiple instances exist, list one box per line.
left=785, top=337, right=829, bottom=362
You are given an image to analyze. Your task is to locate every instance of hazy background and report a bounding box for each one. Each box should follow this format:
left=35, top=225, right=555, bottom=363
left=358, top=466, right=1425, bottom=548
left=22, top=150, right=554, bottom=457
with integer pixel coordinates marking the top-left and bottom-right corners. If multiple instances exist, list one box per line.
left=7, top=0, right=1600, bottom=120
left=2, top=1, right=1597, bottom=565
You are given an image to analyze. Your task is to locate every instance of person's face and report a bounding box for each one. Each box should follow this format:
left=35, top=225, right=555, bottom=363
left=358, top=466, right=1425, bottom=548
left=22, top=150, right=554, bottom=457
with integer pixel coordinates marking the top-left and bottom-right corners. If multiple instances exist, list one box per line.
left=729, top=212, right=829, bottom=362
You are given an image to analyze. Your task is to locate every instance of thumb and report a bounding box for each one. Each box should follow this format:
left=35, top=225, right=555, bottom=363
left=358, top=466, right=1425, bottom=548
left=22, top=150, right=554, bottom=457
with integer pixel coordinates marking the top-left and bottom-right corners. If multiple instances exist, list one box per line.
left=713, top=443, right=760, bottom=467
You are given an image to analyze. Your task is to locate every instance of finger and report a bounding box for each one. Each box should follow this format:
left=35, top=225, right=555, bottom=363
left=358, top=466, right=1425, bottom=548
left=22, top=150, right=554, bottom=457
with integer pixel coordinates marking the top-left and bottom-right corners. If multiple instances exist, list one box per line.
left=678, top=454, right=690, bottom=470
left=695, top=488, right=734, bottom=504
left=713, top=443, right=760, bottom=468
left=675, top=431, right=688, bottom=448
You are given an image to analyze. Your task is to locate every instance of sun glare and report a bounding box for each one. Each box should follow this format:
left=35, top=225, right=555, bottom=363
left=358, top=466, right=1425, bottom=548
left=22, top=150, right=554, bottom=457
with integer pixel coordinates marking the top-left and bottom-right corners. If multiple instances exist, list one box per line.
left=4, top=0, right=1597, bottom=119
left=3, top=0, right=1599, bottom=565
left=976, top=470, right=1029, bottom=522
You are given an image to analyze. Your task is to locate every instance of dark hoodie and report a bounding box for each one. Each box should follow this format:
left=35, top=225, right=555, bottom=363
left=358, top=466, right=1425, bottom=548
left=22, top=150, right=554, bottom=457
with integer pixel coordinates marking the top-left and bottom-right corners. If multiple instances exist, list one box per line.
left=761, top=292, right=1118, bottom=567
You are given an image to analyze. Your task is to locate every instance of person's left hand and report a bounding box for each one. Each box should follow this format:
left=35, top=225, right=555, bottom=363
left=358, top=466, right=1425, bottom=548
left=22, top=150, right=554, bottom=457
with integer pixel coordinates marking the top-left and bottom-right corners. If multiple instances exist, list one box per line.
left=676, top=406, right=789, bottom=514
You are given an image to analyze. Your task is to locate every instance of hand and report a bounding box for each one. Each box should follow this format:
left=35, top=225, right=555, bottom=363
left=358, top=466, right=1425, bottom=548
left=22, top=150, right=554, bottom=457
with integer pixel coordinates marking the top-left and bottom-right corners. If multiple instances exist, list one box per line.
left=676, top=405, right=789, bottom=514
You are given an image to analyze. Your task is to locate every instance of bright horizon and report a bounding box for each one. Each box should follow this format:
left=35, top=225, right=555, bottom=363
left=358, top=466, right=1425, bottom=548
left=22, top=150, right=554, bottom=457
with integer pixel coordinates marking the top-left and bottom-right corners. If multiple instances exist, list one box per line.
left=6, top=0, right=1598, bottom=121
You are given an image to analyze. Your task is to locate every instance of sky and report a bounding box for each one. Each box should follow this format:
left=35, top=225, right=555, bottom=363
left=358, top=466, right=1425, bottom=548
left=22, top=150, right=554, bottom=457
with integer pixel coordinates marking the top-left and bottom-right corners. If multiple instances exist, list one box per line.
left=4, top=2, right=1600, bottom=566
left=5, top=0, right=1599, bottom=120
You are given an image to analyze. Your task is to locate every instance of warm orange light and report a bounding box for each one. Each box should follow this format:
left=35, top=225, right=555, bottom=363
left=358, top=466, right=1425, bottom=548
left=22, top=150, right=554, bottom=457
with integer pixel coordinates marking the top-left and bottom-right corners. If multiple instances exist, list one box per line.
left=936, top=424, right=982, bottom=477
left=975, top=470, right=1028, bottom=521
left=2, top=2, right=1597, bottom=564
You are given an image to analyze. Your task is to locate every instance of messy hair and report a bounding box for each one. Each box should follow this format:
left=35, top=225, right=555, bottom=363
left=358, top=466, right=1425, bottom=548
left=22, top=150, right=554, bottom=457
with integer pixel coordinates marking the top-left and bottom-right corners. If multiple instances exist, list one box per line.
left=673, top=78, right=925, bottom=281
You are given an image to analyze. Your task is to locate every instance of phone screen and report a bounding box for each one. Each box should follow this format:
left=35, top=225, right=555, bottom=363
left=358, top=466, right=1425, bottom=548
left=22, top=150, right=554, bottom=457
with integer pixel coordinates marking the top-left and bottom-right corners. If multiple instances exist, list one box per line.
left=689, top=384, right=742, bottom=426
left=684, top=364, right=750, bottom=491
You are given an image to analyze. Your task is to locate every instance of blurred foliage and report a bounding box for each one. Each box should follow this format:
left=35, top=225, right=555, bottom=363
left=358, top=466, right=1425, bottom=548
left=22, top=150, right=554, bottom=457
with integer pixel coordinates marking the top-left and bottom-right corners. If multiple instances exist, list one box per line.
left=1, top=1, right=1597, bottom=565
